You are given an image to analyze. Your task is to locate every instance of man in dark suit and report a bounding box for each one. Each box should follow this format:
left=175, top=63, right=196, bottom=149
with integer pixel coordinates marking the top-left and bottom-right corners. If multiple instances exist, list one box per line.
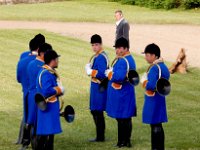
left=115, top=10, right=130, bottom=45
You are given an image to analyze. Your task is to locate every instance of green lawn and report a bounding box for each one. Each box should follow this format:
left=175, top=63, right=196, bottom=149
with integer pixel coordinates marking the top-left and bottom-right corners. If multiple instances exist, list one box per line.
left=0, top=0, right=200, bottom=25
left=0, top=29, right=200, bottom=150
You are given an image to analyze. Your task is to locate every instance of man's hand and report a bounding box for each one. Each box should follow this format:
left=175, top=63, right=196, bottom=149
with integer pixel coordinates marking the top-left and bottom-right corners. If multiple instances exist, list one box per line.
left=85, top=63, right=92, bottom=76
left=105, top=68, right=113, bottom=77
left=140, top=73, right=148, bottom=84
left=59, top=86, right=65, bottom=95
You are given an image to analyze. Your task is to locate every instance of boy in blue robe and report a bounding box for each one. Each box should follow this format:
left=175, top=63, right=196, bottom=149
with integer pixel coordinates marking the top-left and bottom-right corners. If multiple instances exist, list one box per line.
left=26, top=43, right=52, bottom=149
left=105, top=37, right=137, bottom=148
left=140, top=43, right=170, bottom=150
left=85, top=34, right=109, bottom=142
left=16, top=38, right=39, bottom=149
left=35, top=50, right=64, bottom=150
left=16, top=33, right=46, bottom=146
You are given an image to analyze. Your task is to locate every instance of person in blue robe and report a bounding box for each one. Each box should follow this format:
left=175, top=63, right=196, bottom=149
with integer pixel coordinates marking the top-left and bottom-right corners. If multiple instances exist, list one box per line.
left=35, top=50, right=64, bottom=150
left=16, top=38, right=40, bottom=149
left=105, top=37, right=137, bottom=148
left=85, top=34, right=109, bottom=142
left=26, top=43, right=52, bottom=149
left=140, top=43, right=170, bottom=150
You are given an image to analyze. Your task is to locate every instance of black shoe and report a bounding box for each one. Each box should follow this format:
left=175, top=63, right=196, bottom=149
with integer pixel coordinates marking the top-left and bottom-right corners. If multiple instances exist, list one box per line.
left=114, top=142, right=121, bottom=147
left=117, top=143, right=127, bottom=148
left=126, top=142, right=132, bottom=148
left=20, top=145, right=28, bottom=150
left=89, top=138, right=105, bottom=142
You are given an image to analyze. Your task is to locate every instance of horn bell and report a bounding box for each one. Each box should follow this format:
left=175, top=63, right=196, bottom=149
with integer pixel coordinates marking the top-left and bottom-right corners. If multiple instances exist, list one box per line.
left=156, top=78, right=171, bottom=96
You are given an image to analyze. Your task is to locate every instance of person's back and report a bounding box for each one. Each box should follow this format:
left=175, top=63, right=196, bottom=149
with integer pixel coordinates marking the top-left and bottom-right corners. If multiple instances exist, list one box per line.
left=27, top=58, right=44, bottom=90
left=17, top=54, right=37, bottom=94
left=19, top=51, right=30, bottom=60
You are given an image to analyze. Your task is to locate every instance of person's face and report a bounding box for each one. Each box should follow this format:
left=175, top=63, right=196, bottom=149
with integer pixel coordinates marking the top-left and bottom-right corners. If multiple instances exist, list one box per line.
left=115, top=47, right=127, bottom=57
left=91, top=43, right=102, bottom=53
left=145, top=53, right=157, bottom=64
left=115, top=12, right=122, bottom=21
left=50, top=58, right=59, bottom=68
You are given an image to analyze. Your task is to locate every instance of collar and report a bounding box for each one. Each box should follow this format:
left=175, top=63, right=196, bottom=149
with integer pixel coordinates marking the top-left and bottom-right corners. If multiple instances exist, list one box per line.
left=116, top=18, right=124, bottom=26
left=153, top=57, right=164, bottom=64
left=42, top=64, right=53, bottom=70
left=31, top=51, right=38, bottom=56
left=122, top=51, right=131, bottom=57
left=146, top=58, right=164, bottom=73
left=36, top=56, right=44, bottom=62
left=95, top=49, right=104, bottom=56
left=42, top=65, right=60, bottom=78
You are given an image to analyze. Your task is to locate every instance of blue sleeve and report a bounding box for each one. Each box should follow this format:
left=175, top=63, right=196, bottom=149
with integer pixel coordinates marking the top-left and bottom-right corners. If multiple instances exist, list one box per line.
left=111, top=59, right=127, bottom=83
left=95, top=55, right=107, bottom=79
left=26, top=63, right=32, bottom=87
left=40, top=72, right=57, bottom=98
left=16, top=61, right=21, bottom=83
left=146, top=65, right=159, bottom=91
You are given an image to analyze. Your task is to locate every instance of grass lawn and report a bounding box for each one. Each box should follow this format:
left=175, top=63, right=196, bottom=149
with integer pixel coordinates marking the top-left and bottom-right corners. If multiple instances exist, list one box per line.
left=0, top=0, right=200, bottom=25
left=0, top=29, right=200, bottom=150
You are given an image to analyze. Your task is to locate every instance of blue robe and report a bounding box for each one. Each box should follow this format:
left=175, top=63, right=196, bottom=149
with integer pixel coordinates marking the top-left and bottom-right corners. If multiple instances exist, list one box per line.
left=27, top=57, right=44, bottom=125
left=142, top=62, right=170, bottom=124
left=19, top=50, right=30, bottom=60
left=90, top=51, right=108, bottom=111
left=106, top=53, right=137, bottom=119
left=36, top=65, right=62, bottom=135
left=17, top=54, right=37, bottom=122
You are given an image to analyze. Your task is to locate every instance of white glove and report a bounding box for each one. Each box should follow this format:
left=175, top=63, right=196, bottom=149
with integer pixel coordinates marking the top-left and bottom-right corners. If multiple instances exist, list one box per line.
left=140, top=73, right=148, bottom=84
left=57, top=81, right=62, bottom=87
left=85, top=63, right=92, bottom=76
left=105, top=68, right=113, bottom=77
left=85, top=63, right=91, bottom=69
left=59, top=85, right=65, bottom=95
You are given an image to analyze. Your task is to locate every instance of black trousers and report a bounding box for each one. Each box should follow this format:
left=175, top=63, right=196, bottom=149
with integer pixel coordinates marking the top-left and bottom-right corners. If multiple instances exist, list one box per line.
left=35, top=135, right=54, bottom=150
left=16, top=118, right=24, bottom=144
left=91, top=110, right=105, bottom=141
left=116, top=118, right=132, bottom=146
left=151, top=123, right=165, bottom=150
left=21, top=124, right=31, bottom=147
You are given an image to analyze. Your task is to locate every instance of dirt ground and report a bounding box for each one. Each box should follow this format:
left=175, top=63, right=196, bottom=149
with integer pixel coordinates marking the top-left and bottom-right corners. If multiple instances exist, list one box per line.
left=0, top=20, right=199, bottom=67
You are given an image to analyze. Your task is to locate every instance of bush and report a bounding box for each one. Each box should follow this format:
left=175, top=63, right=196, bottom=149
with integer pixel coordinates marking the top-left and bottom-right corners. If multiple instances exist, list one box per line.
left=112, top=0, right=200, bottom=9
left=183, top=0, right=200, bottom=9
left=135, top=0, right=149, bottom=6
left=164, top=0, right=182, bottom=9
left=120, top=0, right=136, bottom=5
left=147, top=0, right=164, bottom=8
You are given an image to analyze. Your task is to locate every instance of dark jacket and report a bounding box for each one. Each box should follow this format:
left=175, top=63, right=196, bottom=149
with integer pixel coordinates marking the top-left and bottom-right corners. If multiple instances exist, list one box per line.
left=115, top=19, right=130, bottom=43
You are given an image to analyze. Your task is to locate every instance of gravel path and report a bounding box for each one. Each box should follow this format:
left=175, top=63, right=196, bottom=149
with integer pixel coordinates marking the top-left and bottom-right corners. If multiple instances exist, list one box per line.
left=0, top=21, right=199, bottom=67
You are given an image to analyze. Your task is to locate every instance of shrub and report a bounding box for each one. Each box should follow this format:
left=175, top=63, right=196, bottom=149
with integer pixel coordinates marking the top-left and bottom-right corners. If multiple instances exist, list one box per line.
left=112, top=0, right=200, bottom=9
left=164, top=0, right=182, bottom=9
left=183, top=0, right=200, bottom=9
left=147, top=0, right=164, bottom=9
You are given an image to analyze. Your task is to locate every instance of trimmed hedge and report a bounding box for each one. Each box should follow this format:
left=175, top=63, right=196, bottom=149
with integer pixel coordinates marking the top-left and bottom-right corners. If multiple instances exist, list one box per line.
left=110, top=0, right=200, bottom=9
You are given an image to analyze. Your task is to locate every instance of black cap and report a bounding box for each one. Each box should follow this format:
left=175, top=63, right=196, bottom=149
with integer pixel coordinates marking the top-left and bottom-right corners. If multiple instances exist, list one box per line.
left=44, top=50, right=60, bottom=64
left=90, top=34, right=102, bottom=44
left=142, top=43, right=160, bottom=58
left=38, top=43, right=52, bottom=55
left=114, top=37, right=129, bottom=49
